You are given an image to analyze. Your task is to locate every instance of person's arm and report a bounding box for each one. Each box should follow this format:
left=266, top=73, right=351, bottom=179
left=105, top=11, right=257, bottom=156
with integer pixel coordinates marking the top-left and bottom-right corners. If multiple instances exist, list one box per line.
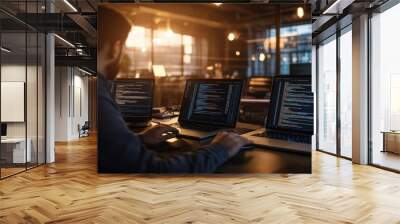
left=98, top=80, right=244, bottom=173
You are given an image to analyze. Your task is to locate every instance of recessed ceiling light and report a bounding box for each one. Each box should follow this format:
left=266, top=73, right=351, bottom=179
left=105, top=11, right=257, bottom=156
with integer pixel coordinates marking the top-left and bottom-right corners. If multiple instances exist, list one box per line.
left=63, top=0, right=78, bottom=12
left=54, top=34, right=75, bottom=48
left=1, top=47, right=11, bottom=53
left=78, top=67, right=93, bottom=76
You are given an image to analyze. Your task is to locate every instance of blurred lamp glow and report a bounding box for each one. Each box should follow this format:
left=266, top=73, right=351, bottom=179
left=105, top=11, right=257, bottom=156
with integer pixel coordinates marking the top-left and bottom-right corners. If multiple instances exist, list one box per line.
left=227, top=32, right=236, bottom=41
left=259, top=53, right=266, bottom=61
left=152, top=65, right=167, bottom=77
left=297, top=7, right=304, bottom=18
left=126, top=26, right=146, bottom=48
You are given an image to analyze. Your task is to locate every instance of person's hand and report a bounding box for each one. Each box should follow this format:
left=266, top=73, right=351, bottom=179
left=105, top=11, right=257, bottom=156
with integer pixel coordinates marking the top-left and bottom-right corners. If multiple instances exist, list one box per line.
left=139, top=124, right=179, bottom=146
left=211, top=131, right=253, bottom=158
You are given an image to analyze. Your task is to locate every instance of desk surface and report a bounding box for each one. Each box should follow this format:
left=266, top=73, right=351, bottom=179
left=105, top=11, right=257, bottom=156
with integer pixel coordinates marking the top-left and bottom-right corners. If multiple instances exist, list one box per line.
left=240, top=98, right=270, bottom=103
left=1, top=138, right=27, bottom=143
left=135, top=118, right=311, bottom=174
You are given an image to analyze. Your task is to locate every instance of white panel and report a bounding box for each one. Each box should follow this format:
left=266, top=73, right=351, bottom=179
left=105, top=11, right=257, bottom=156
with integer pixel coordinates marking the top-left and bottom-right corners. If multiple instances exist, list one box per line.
left=1, top=82, right=25, bottom=122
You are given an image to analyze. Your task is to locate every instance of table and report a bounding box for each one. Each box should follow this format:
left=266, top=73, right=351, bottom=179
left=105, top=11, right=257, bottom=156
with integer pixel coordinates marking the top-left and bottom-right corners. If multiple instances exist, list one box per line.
left=382, top=131, right=400, bottom=154
left=1, top=138, right=32, bottom=164
left=136, top=118, right=311, bottom=174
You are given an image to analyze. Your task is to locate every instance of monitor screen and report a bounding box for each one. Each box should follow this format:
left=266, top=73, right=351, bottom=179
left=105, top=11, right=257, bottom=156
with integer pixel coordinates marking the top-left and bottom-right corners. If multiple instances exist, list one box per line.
left=152, top=65, right=167, bottom=77
left=1, top=123, right=7, bottom=137
left=112, top=79, right=154, bottom=122
left=179, top=79, right=243, bottom=127
left=266, top=76, right=313, bottom=135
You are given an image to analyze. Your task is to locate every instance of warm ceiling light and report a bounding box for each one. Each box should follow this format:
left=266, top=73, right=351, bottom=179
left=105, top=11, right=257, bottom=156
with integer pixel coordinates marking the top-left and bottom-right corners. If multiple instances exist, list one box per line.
left=227, top=32, right=236, bottom=41
left=259, top=53, right=266, bottom=62
left=322, top=0, right=348, bottom=15
left=1, top=47, right=11, bottom=53
left=126, top=26, right=146, bottom=48
left=63, top=0, right=78, bottom=12
left=165, top=28, right=174, bottom=37
left=235, top=51, right=240, bottom=56
left=213, top=3, right=223, bottom=6
left=165, top=20, right=175, bottom=38
left=297, top=7, right=304, bottom=18
left=54, top=34, right=75, bottom=48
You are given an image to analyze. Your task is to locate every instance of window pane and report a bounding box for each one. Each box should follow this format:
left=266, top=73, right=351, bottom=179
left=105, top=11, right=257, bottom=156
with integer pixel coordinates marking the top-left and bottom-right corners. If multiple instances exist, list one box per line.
left=340, top=29, right=352, bottom=158
left=371, top=3, right=400, bottom=171
left=183, top=35, right=205, bottom=76
left=123, top=26, right=152, bottom=78
left=153, top=29, right=182, bottom=76
left=247, top=28, right=276, bottom=76
left=280, top=24, right=312, bottom=75
left=318, top=37, right=337, bottom=154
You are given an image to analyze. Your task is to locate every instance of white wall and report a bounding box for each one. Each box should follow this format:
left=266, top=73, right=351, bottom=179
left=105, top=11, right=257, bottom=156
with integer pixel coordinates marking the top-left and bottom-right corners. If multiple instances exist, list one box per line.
left=1, top=65, right=41, bottom=138
left=54, top=67, right=89, bottom=141
left=1, top=64, right=46, bottom=164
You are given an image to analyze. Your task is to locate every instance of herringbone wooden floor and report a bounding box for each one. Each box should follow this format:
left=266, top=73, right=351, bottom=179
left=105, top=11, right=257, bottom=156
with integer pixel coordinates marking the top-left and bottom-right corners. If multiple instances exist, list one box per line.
left=1, top=135, right=400, bottom=224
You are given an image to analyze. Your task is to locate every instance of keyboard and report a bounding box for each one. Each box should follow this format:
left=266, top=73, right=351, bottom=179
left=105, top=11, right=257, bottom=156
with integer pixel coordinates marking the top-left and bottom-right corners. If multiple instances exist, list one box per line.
left=172, top=123, right=219, bottom=132
left=255, top=130, right=311, bottom=144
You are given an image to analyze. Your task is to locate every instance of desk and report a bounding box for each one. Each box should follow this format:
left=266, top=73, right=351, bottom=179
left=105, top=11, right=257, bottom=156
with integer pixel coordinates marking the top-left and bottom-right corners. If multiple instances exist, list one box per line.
left=136, top=119, right=311, bottom=174
left=1, top=138, right=31, bottom=164
left=382, top=131, right=400, bottom=154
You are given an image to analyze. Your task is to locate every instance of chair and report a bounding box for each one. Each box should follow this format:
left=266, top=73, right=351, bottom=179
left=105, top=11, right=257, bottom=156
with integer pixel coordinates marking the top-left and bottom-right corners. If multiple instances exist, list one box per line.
left=78, top=121, right=90, bottom=138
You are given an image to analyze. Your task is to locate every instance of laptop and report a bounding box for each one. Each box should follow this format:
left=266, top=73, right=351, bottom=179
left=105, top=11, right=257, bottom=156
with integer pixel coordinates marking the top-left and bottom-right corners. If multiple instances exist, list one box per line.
left=174, top=79, right=243, bottom=140
left=242, top=76, right=313, bottom=154
left=112, top=79, right=154, bottom=127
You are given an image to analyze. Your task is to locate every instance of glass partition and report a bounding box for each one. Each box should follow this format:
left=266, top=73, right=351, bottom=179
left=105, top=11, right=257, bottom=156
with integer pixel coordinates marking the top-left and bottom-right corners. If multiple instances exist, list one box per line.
left=339, top=27, right=352, bottom=158
left=370, top=3, right=400, bottom=171
left=1, top=30, right=28, bottom=177
left=317, top=35, right=337, bottom=154
left=0, top=1, right=46, bottom=179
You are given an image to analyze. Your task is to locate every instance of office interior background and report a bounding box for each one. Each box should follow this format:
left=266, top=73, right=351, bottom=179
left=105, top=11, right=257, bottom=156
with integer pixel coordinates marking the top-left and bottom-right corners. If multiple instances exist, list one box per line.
left=0, top=0, right=399, bottom=222
left=1, top=1, right=315, bottom=177
left=1, top=0, right=399, bottom=177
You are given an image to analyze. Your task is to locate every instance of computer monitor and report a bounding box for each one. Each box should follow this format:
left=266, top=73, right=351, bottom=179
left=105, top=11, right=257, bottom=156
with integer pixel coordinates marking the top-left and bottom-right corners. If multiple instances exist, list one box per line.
left=290, top=63, right=311, bottom=76
left=1, top=123, right=7, bottom=137
left=179, top=79, right=243, bottom=127
left=112, top=79, right=154, bottom=124
left=266, top=76, right=313, bottom=135
left=152, top=65, right=167, bottom=77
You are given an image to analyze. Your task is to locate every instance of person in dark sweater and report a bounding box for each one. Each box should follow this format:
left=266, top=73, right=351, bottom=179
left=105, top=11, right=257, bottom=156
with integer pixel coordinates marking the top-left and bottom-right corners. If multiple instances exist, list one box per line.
left=97, top=6, right=251, bottom=173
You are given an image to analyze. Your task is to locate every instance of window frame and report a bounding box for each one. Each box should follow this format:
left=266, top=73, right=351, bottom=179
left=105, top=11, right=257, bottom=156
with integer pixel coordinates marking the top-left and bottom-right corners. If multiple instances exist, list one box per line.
left=315, top=22, right=353, bottom=160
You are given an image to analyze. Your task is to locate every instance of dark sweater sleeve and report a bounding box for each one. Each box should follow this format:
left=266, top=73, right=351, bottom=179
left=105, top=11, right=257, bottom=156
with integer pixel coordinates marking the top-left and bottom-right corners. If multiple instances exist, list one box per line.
left=97, top=77, right=229, bottom=173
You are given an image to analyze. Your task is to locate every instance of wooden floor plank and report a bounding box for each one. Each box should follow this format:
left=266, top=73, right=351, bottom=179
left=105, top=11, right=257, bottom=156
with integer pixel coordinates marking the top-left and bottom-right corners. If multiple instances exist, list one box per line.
left=1, top=135, right=400, bottom=224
